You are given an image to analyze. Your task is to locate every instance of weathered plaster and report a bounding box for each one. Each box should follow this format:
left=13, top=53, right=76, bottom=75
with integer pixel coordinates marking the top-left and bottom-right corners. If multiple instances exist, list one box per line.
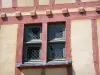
left=55, top=0, right=76, bottom=4
left=2, top=0, right=12, bottom=8
left=71, top=19, right=96, bottom=75
left=0, top=24, right=18, bottom=75
left=45, top=68, right=67, bottom=75
left=17, top=0, right=34, bottom=7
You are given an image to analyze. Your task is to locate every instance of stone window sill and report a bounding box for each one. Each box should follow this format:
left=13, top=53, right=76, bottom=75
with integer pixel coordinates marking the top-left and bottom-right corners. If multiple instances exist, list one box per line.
left=16, top=60, right=72, bottom=68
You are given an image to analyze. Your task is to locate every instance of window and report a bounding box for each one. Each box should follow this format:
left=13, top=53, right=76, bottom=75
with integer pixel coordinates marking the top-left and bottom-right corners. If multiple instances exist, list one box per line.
left=48, top=23, right=65, bottom=41
left=48, top=43, right=65, bottom=60
left=47, top=22, right=66, bottom=61
left=23, top=24, right=42, bottom=63
left=23, top=22, right=66, bottom=64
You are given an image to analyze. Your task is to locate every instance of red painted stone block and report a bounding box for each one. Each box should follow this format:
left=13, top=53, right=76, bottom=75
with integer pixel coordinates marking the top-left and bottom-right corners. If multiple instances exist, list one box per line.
left=15, top=11, right=22, bottom=17
left=79, top=7, right=85, bottom=13
left=62, top=8, right=68, bottom=14
left=0, top=13, right=6, bottom=18
left=96, top=7, right=100, bottom=12
left=46, top=9, right=52, bottom=16
left=30, top=10, right=36, bottom=16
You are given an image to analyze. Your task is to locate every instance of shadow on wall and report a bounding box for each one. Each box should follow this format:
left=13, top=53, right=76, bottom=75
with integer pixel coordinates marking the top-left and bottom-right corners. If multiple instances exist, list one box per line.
left=21, top=65, right=76, bottom=75
left=21, top=68, right=42, bottom=75
left=72, top=67, right=76, bottom=75
left=67, top=65, right=76, bottom=75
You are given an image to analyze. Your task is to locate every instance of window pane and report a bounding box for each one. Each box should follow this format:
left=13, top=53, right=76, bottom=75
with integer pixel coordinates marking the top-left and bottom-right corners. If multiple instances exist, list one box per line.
left=27, top=47, right=40, bottom=60
left=48, top=43, right=65, bottom=60
left=24, top=45, right=41, bottom=62
left=28, top=27, right=40, bottom=39
left=25, top=25, right=42, bottom=42
left=2, top=0, right=12, bottom=8
left=39, top=0, right=49, bottom=5
left=48, top=22, right=65, bottom=41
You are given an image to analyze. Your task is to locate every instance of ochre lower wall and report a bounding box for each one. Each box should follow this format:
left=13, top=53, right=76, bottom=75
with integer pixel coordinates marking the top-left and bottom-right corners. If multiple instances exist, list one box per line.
left=21, top=68, right=42, bottom=75
left=45, top=68, right=67, bottom=75
left=21, top=68, right=67, bottom=75
left=0, top=24, right=18, bottom=75
left=71, top=19, right=96, bottom=75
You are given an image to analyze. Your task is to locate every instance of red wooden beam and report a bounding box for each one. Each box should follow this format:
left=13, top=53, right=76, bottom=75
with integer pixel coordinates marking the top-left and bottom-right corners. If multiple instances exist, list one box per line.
left=92, top=19, right=99, bottom=75
left=34, top=0, right=39, bottom=7
left=42, top=22, right=47, bottom=62
left=16, top=23, right=24, bottom=63
left=66, top=20, right=71, bottom=60
left=12, top=0, right=17, bottom=8
left=15, top=23, right=24, bottom=75
left=50, top=0, right=55, bottom=8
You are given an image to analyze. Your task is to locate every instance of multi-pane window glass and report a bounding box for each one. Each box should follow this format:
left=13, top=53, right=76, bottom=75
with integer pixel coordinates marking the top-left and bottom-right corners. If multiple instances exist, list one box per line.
left=48, top=22, right=66, bottom=61
left=48, top=43, right=65, bottom=60
left=23, top=22, right=66, bottom=63
left=24, top=45, right=41, bottom=62
left=48, top=23, right=65, bottom=41
left=23, top=24, right=42, bottom=63
left=25, top=25, right=42, bottom=42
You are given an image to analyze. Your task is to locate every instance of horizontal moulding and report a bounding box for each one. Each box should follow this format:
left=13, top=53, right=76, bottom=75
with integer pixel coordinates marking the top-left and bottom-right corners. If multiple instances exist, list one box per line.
left=0, top=6, right=100, bottom=19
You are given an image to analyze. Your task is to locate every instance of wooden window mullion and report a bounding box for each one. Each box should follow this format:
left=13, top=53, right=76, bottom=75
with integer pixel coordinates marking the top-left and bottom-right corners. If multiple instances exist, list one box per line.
left=65, top=20, right=71, bottom=60
left=34, top=0, right=39, bottom=7
left=16, top=23, right=24, bottom=63
left=50, top=0, right=55, bottom=7
left=42, top=22, right=47, bottom=63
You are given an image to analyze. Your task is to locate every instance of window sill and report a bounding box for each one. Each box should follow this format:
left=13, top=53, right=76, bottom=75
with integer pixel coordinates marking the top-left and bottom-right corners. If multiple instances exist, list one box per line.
left=16, top=60, right=72, bottom=68
left=25, top=40, right=42, bottom=44
left=48, top=39, right=65, bottom=43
